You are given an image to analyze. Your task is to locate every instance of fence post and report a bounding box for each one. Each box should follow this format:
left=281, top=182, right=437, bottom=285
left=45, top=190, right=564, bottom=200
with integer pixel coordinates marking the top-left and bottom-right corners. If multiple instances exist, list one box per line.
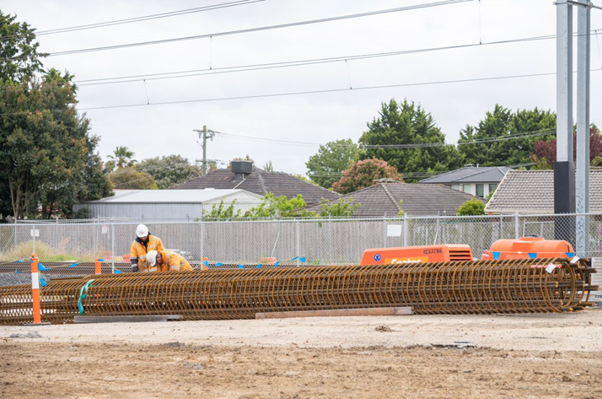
left=200, top=221, right=204, bottom=266
left=328, top=215, right=333, bottom=265
left=403, top=214, right=408, bottom=247
left=13, top=223, right=17, bottom=250
left=30, top=253, right=41, bottom=324
left=514, top=212, right=520, bottom=239
left=296, top=219, right=300, bottom=267
left=32, top=224, right=36, bottom=254
left=383, top=217, right=387, bottom=247
left=111, top=223, right=115, bottom=273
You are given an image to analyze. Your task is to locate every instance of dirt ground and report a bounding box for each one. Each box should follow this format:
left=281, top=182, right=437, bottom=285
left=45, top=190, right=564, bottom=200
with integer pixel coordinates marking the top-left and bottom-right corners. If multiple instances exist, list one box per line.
left=2, top=310, right=602, bottom=399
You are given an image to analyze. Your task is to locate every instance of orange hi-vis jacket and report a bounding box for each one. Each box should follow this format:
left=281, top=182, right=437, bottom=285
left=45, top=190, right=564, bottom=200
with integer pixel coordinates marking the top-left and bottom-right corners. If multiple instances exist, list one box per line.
left=130, top=235, right=165, bottom=272
left=156, top=250, right=193, bottom=272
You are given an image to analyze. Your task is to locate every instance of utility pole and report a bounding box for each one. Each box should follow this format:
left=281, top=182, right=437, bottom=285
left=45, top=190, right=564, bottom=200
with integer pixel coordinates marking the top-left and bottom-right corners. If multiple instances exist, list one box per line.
left=194, top=126, right=215, bottom=175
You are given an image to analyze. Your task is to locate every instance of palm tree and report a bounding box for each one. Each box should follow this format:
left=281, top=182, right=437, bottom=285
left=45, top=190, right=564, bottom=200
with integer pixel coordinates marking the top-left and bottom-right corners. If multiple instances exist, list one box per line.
left=107, top=146, right=136, bottom=169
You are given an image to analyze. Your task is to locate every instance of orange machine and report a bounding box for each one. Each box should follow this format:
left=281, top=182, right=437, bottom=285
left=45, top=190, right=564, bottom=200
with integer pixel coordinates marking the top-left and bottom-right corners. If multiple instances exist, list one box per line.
left=481, top=237, right=575, bottom=260
left=360, top=244, right=473, bottom=265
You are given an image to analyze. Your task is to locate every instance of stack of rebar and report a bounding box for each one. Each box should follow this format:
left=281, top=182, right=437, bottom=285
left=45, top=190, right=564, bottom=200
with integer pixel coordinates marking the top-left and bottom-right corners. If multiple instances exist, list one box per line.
left=0, top=258, right=596, bottom=325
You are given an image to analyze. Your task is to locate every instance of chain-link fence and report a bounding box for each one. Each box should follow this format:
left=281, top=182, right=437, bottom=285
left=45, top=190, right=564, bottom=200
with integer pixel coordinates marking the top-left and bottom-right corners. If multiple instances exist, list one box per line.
left=2, top=213, right=602, bottom=264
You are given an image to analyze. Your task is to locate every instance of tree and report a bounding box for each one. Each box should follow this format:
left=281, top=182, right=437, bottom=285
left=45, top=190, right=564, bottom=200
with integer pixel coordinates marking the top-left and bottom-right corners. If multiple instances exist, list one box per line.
left=135, top=155, right=202, bottom=189
left=306, top=139, right=360, bottom=188
left=459, top=105, right=556, bottom=167
left=530, top=126, right=602, bottom=169
left=359, top=99, right=461, bottom=182
left=456, top=198, right=485, bottom=216
left=331, top=158, right=403, bottom=194
left=263, top=160, right=274, bottom=172
left=202, top=199, right=241, bottom=220
left=319, top=198, right=361, bottom=217
left=0, top=70, right=113, bottom=219
left=0, top=10, right=46, bottom=83
left=109, top=167, right=157, bottom=190
left=245, top=193, right=315, bottom=218
left=107, top=146, right=136, bottom=170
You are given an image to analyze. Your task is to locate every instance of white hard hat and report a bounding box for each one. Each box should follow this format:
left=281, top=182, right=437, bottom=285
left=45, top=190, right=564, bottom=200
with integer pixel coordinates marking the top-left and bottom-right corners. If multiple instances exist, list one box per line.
left=146, top=250, right=158, bottom=267
left=136, top=224, right=149, bottom=238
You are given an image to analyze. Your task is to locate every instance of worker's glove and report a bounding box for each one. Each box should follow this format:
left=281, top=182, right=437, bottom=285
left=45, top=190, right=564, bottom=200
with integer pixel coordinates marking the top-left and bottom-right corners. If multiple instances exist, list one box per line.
left=131, top=265, right=139, bottom=272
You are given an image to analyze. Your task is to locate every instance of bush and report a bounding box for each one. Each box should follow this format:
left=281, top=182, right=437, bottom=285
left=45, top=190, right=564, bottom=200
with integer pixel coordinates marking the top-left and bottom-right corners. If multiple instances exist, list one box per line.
left=456, top=198, right=485, bottom=216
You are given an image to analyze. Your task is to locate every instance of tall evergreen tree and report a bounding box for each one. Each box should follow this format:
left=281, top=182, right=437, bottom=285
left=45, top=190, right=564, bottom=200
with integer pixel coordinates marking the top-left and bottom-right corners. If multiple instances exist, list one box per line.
left=458, top=105, right=556, bottom=166
left=359, top=99, right=461, bottom=182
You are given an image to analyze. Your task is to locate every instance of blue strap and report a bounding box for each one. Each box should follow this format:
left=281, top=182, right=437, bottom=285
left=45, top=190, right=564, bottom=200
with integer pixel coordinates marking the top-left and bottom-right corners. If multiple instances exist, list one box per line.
left=256, top=264, right=261, bottom=269
left=78, top=279, right=96, bottom=315
left=528, top=253, right=537, bottom=259
left=15, top=259, right=24, bottom=263
left=238, top=264, right=244, bottom=269
left=299, top=257, right=306, bottom=263
left=38, top=262, right=50, bottom=271
left=15, top=269, right=21, bottom=274
left=40, top=276, right=48, bottom=287
left=216, top=262, right=223, bottom=267
left=69, top=263, right=79, bottom=268
left=274, top=261, right=280, bottom=268
left=114, top=269, right=122, bottom=274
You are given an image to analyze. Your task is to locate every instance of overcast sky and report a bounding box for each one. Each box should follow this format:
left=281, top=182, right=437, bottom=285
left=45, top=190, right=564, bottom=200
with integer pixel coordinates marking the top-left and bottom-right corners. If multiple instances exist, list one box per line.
left=3, top=0, right=602, bottom=176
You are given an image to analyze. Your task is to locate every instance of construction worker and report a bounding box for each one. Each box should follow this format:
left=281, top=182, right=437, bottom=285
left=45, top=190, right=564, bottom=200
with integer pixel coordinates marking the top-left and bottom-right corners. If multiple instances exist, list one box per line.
left=130, top=224, right=165, bottom=272
left=146, top=250, right=193, bottom=272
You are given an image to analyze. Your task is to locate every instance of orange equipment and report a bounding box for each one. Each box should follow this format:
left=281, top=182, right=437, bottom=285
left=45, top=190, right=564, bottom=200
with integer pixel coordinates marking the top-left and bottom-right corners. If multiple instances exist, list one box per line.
left=360, top=244, right=473, bottom=265
left=481, top=237, right=575, bottom=260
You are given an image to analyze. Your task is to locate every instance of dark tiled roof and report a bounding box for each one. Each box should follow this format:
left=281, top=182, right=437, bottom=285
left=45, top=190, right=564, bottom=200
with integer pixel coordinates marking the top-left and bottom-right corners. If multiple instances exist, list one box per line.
left=170, top=168, right=340, bottom=205
left=309, top=183, right=481, bottom=216
left=485, top=169, right=602, bottom=214
left=420, top=166, right=511, bottom=184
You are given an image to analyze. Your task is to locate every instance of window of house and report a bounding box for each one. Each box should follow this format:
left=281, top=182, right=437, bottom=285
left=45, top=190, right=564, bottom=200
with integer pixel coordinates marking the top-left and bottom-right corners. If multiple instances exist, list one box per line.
left=476, top=184, right=484, bottom=197
left=451, top=184, right=461, bottom=191
left=489, top=184, right=497, bottom=193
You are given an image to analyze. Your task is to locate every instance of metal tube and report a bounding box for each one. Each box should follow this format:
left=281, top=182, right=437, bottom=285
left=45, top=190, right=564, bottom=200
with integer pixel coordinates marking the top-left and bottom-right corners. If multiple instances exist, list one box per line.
left=576, top=5, right=591, bottom=256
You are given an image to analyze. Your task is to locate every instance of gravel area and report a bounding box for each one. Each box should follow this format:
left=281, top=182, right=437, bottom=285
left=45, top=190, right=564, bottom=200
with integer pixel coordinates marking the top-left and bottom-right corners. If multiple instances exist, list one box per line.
left=0, top=272, right=79, bottom=287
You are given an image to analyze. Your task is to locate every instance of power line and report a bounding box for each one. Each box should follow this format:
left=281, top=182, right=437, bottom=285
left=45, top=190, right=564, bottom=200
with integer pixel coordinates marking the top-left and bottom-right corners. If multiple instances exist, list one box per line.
left=42, top=0, right=475, bottom=57
left=216, top=128, right=557, bottom=150
left=0, top=0, right=264, bottom=41
left=4, top=69, right=599, bottom=117
left=73, top=32, right=563, bottom=87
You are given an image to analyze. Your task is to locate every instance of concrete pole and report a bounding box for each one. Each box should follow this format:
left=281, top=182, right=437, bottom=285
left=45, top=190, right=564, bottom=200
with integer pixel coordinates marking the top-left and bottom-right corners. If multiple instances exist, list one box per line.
left=554, top=1, right=576, bottom=243
left=576, top=4, right=591, bottom=256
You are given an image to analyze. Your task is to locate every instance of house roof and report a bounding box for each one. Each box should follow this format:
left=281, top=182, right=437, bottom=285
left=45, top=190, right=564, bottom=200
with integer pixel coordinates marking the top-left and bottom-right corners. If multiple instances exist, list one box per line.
left=170, top=167, right=340, bottom=205
left=420, top=166, right=511, bottom=184
left=309, top=183, right=481, bottom=216
left=81, top=189, right=262, bottom=204
left=485, top=169, right=602, bottom=214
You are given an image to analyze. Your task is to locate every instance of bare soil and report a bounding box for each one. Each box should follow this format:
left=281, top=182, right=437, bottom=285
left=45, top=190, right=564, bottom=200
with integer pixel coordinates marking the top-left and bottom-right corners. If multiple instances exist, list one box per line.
left=2, top=311, right=602, bottom=399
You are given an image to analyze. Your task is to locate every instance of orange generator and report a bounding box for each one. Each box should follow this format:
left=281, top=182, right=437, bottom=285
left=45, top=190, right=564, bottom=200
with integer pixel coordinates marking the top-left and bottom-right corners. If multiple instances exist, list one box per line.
left=360, top=244, right=473, bottom=265
left=481, top=236, right=575, bottom=260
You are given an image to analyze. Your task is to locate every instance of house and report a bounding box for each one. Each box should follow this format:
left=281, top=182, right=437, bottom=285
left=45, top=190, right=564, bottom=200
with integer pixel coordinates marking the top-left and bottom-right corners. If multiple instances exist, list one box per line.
left=485, top=169, right=602, bottom=214
left=420, top=165, right=511, bottom=198
left=74, top=189, right=263, bottom=220
left=170, top=160, right=340, bottom=205
left=309, top=182, right=482, bottom=217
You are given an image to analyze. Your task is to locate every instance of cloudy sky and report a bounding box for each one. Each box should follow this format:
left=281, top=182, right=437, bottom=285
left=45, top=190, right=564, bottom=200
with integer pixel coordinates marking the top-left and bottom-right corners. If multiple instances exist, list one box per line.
left=3, top=0, right=602, bottom=176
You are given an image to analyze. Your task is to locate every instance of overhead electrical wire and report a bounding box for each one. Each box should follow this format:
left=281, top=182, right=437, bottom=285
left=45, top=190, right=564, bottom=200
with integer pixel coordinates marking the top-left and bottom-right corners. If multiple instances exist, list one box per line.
left=40, top=0, right=476, bottom=57
left=0, top=0, right=264, bottom=40
left=4, top=69, right=602, bottom=117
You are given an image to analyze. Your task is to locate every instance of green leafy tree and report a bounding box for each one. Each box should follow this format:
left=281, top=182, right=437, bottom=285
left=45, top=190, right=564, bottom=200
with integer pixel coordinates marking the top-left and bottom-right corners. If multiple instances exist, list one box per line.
left=459, top=105, right=556, bottom=166
left=0, top=10, right=46, bottom=82
left=306, top=139, right=360, bottom=188
left=456, top=198, right=485, bottom=216
left=135, top=155, right=202, bottom=189
left=263, top=160, right=274, bottom=172
left=107, top=146, right=136, bottom=170
left=319, top=198, right=361, bottom=217
left=246, top=193, right=315, bottom=218
left=332, top=158, right=403, bottom=194
left=202, top=199, right=242, bottom=220
left=359, top=99, right=461, bottom=182
left=109, top=167, right=157, bottom=190
left=0, top=70, right=113, bottom=219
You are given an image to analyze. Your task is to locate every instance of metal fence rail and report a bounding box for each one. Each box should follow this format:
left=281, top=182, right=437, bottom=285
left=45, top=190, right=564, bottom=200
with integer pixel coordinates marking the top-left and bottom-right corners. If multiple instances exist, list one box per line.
left=1, top=213, right=601, bottom=265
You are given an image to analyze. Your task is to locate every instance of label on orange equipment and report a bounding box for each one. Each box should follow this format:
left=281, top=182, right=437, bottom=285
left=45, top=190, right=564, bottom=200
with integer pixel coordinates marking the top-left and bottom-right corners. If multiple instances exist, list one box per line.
left=385, top=257, right=428, bottom=264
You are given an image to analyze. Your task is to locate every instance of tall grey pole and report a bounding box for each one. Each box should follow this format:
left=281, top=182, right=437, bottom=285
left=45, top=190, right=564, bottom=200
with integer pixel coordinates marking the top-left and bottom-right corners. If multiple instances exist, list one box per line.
left=576, top=4, right=591, bottom=257
left=202, top=125, right=207, bottom=175
left=554, top=1, right=576, bottom=243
